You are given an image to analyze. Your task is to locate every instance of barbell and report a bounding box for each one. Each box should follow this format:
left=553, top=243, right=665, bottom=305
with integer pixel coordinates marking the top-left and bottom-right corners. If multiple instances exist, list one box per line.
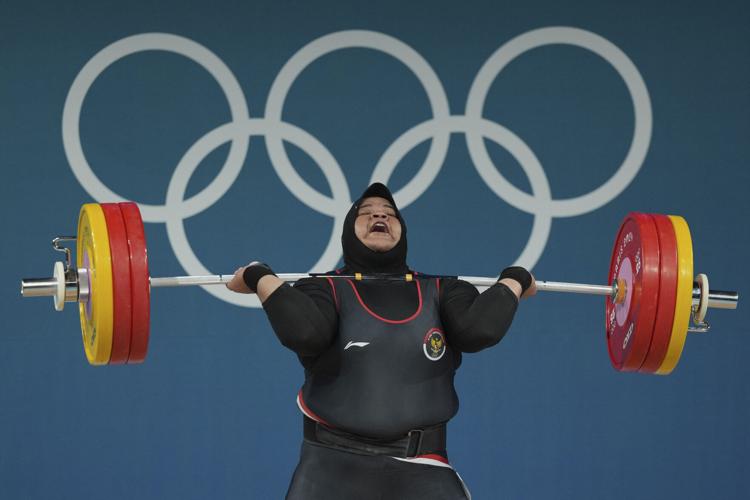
left=21, top=202, right=738, bottom=374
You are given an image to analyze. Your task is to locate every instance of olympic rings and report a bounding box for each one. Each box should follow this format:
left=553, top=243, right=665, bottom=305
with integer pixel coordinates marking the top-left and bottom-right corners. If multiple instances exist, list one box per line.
left=62, top=27, right=652, bottom=308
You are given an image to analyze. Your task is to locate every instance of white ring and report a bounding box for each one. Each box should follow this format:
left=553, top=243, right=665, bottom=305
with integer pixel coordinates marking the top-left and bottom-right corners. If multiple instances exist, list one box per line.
left=62, top=33, right=250, bottom=222
left=465, top=26, right=651, bottom=217
left=265, top=30, right=451, bottom=214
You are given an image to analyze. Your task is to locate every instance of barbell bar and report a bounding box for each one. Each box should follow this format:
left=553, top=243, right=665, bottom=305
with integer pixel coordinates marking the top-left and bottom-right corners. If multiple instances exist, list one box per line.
left=21, top=271, right=738, bottom=307
left=22, top=273, right=736, bottom=310
left=144, top=274, right=737, bottom=309
left=20, top=203, right=739, bottom=373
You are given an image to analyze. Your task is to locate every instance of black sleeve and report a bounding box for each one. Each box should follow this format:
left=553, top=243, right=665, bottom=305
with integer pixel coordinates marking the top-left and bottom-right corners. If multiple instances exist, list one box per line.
left=439, top=278, right=519, bottom=353
left=261, top=277, right=338, bottom=357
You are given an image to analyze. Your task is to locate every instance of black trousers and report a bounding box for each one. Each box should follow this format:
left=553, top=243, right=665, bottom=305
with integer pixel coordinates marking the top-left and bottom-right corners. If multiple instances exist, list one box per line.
left=285, top=440, right=470, bottom=500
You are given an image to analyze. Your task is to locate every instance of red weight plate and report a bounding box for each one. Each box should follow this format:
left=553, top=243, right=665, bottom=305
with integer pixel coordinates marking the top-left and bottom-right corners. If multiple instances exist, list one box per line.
left=639, top=214, right=679, bottom=373
left=100, top=203, right=132, bottom=365
left=605, top=213, right=660, bottom=371
left=119, top=202, right=151, bottom=364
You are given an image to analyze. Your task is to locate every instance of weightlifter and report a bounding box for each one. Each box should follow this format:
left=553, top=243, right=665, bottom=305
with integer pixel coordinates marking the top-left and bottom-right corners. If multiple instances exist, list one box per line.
left=226, top=183, right=537, bottom=499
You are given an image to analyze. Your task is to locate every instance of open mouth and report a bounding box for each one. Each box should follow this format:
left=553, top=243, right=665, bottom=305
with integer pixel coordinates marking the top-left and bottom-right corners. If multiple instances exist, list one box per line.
left=369, top=222, right=389, bottom=234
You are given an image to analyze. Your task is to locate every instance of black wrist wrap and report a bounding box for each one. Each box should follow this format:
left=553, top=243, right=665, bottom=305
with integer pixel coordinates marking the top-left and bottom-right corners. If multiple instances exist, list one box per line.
left=499, top=266, right=532, bottom=294
left=243, top=263, right=276, bottom=292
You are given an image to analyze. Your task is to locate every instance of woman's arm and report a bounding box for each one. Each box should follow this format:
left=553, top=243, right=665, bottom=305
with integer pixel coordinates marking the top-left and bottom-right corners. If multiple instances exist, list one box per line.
left=227, top=265, right=338, bottom=356
left=440, top=271, right=535, bottom=353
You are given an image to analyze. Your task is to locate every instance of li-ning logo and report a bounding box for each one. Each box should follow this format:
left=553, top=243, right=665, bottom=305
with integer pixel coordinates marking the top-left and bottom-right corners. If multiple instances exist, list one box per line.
left=62, top=28, right=652, bottom=309
left=344, top=341, right=370, bottom=350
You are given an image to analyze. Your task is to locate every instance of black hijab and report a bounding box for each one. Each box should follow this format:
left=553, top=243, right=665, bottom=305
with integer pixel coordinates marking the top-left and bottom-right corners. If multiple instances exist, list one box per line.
left=341, top=183, right=408, bottom=274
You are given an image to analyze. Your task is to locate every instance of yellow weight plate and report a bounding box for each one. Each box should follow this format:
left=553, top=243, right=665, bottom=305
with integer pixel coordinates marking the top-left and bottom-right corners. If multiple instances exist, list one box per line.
left=77, top=204, right=114, bottom=365
left=656, top=216, right=693, bottom=375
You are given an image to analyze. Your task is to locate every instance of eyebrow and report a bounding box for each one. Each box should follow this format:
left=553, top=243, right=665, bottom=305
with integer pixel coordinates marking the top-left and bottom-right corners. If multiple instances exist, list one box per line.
left=358, top=203, right=395, bottom=210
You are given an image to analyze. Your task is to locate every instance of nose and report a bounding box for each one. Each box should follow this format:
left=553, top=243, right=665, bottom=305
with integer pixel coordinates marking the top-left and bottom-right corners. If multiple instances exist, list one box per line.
left=372, top=212, right=389, bottom=220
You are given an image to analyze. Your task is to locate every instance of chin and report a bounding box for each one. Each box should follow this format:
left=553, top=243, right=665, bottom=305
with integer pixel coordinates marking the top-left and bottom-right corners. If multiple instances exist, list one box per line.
left=366, top=241, right=395, bottom=252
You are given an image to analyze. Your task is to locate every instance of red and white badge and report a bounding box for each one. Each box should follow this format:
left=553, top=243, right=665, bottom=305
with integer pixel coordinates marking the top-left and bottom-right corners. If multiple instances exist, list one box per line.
left=423, top=328, right=446, bottom=361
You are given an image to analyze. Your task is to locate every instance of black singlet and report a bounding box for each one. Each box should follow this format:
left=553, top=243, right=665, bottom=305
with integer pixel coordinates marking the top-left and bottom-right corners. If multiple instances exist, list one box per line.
left=299, top=277, right=460, bottom=439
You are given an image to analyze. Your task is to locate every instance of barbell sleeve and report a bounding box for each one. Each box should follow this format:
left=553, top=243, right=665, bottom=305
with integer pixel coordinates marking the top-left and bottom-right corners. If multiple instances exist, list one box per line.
left=20, top=278, right=61, bottom=297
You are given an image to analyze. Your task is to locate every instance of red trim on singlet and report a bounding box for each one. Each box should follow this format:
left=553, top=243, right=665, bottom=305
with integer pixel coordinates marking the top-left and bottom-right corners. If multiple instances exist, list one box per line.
left=436, top=278, right=440, bottom=296
left=346, top=279, right=423, bottom=324
left=415, top=453, right=449, bottom=464
left=325, top=277, right=339, bottom=312
left=297, top=389, right=331, bottom=426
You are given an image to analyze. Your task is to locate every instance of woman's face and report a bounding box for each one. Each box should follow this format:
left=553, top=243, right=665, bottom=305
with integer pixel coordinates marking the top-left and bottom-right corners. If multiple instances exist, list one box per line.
left=354, top=196, right=402, bottom=252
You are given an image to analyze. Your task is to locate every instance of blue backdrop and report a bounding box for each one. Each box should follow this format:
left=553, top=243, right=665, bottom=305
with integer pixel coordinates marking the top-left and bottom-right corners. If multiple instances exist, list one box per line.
left=2, top=0, right=748, bottom=498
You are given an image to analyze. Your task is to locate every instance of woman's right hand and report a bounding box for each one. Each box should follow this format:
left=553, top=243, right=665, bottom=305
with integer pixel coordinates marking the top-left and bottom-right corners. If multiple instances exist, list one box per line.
left=226, top=265, right=254, bottom=294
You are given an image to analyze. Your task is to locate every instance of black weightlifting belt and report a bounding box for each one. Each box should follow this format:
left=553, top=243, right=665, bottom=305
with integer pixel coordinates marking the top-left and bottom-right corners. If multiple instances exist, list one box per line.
left=303, top=416, right=447, bottom=459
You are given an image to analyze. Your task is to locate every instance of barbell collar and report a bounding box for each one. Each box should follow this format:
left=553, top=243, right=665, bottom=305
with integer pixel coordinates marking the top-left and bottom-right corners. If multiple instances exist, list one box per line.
left=52, top=236, right=76, bottom=272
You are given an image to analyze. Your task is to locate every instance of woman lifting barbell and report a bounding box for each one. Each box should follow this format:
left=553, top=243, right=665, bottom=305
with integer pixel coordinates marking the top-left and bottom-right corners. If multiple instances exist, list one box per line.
left=19, top=184, right=740, bottom=496
left=226, top=183, right=537, bottom=499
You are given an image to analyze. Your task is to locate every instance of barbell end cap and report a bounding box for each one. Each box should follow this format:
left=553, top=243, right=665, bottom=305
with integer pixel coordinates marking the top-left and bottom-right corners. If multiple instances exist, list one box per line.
left=21, top=277, right=60, bottom=298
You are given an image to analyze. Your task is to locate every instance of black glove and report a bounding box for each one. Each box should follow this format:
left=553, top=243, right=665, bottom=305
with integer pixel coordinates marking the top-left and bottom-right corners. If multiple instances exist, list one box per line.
left=242, top=262, right=276, bottom=293
left=499, top=266, right=532, bottom=295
